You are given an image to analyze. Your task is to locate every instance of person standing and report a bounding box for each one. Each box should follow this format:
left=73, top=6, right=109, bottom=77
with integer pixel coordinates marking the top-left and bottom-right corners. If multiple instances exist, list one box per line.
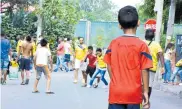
left=73, top=37, right=87, bottom=83
left=18, top=36, right=33, bottom=85
left=144, top=29, right=165, bottom=98
left=163, top=43, right=174, bottom=83
left=1, top=32, right=12, bottom=85
left=63, top=38, right=72, bottom=72
left=33, top=38, right=54, bottom=94
left=104, top=6, right=152, bottom=109
left=54, top=38, right=64, bottom=72
left=82, top=46, right=98, bottom=87
left=16, top=36, right=24, bottom=54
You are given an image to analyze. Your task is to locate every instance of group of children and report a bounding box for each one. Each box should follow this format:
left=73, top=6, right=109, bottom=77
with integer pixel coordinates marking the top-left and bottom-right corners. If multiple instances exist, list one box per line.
left=81, top=46, right=108, bottom=88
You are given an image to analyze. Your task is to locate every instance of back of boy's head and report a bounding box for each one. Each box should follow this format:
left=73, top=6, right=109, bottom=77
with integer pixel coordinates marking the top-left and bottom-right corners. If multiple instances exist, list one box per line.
left=26, top=36, right=32, bottom=42
left=96, top=48, right=102, bottom=52
left=88, top=46, right=93, bottom=50
left=40, top=38, right=48, bottom=47
left=145, top=29, right=155, bottom=41
left=118, top=6, right=138, bottom=29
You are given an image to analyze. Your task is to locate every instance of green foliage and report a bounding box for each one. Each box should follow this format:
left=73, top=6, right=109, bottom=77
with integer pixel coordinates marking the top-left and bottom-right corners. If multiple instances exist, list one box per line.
left=41, top=0, right=81, bottom=38
left=39, top=0, right=81, bottom=50
left=138, top=0, right=170, bottom=23
left=1, top=10, right=37, bottom=39
left=79, top=0, right=116, bottom=21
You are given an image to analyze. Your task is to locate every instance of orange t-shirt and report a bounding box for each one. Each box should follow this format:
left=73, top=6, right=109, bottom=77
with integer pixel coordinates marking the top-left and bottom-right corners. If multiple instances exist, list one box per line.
left=104, top=36, right=153, bottom=104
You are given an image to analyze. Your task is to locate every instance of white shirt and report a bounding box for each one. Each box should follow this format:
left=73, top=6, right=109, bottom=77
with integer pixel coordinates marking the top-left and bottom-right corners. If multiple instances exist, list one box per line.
left=35, top=47, right=51, bottom=65
left=164, top=49, right=173, bottom=60
left=64, top=42, right=71, bottom=54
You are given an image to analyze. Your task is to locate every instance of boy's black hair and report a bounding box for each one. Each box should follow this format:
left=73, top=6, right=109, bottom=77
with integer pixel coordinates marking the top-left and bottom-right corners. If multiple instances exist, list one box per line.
left=96, top=48, right=102, bottom=52
left=145, top=29, right=155, bottom=41
left=40, top=38, right=48, bottom=47
left=118, top=6, right=138, bottom=29
left=78, top=37, right=84, bottom=40
left=26, top=36, right=32, bottom=42
left=67, top=38, right=70, bottom=41
left=88, top=46, right=93, bottom=50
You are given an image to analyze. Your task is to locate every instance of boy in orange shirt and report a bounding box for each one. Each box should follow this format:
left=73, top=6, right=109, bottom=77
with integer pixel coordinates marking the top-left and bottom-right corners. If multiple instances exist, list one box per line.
left=104, top=6, right=152, bottom=109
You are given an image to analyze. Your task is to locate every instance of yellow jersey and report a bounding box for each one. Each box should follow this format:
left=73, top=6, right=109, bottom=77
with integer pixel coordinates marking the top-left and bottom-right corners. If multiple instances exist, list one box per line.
left=144, top=40, right=162, bottom=71
left=11, top=61, right=19, bottom=67
left=176, top=59, right=182, bottom=67
left=97, top=55, right=106, bottom=68
left=32, top=42, right=36, bottom=55
left=75, top=44, right=87, bottom=60
left=16, top=40, right=23, bottom=53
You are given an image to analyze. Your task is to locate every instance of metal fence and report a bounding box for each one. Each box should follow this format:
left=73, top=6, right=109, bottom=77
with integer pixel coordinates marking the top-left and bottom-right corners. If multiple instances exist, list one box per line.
left=74, top=21, right=182, bottom=47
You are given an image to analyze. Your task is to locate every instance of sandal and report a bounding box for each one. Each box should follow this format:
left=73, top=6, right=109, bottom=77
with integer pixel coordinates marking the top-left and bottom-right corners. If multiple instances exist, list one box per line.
left=81, top=84, right=87, bottom=87
left=93, top=84, right=98, bottom=88
left=21, top=82, right=25, bottom=85
left=46, top=92, right=55, bottom=94
left=32, top=90, right=40, bottom=93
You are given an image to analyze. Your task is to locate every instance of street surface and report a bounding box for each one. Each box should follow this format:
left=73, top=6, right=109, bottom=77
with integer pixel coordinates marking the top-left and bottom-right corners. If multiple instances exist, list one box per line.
left=1, top=71, right=182, bottom=109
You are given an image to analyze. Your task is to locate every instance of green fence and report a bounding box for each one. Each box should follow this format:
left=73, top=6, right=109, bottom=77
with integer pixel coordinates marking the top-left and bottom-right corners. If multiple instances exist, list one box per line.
left=74, top=21, right=182, bottom=47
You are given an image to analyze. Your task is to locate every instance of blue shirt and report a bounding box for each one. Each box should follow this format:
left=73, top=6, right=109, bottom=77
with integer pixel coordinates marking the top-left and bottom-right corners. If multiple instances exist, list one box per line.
left=1, top=38, right=11, bottom=59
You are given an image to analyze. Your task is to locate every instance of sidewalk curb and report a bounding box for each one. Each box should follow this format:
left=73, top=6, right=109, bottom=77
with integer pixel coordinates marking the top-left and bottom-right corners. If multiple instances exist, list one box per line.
left=153, top=82, right=182, bottom=98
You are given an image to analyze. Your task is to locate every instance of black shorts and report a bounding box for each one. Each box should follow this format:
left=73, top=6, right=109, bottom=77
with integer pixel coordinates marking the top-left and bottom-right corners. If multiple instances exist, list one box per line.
left=64, top=54, right=71, bottom=62
left=20, top=58, right=31, bottom=70
left=108, top=104, right=140, bottom=109
left=86, top=66, right=96, bottom=78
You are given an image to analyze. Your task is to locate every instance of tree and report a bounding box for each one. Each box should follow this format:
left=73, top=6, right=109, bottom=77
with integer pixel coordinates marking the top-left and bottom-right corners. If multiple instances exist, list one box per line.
left=79, top=0, right=116, bottom=21
left=1, top=0, right=38, bottom=41
left=138, top=0, right=182, bottom=23
left=38, top=0, right=81, bottom=49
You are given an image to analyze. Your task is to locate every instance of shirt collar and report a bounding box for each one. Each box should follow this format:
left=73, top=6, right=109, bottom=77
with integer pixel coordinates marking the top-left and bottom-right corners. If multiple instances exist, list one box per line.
left=122, top=34, right=138, bottom=37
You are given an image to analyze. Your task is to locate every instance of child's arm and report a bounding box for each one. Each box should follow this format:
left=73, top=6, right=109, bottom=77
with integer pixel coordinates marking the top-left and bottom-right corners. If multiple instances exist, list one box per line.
left=142, top=69, right=150, bottom=108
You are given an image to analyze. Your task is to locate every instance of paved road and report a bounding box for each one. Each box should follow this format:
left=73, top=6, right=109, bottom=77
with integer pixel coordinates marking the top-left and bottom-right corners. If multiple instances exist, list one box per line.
left=1, top=71, right=182, bottom=109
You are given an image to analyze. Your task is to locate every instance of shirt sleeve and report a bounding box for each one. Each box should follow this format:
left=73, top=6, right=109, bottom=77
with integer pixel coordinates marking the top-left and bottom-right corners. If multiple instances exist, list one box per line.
left=104, top=41, right=112, bottom=65
left=140, top=43, right=153, bottom=70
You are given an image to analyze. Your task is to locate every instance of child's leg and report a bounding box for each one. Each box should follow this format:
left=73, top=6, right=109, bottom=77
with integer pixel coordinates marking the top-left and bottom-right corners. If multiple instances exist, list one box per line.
left=170, top=67, right=180, bottom=83
left=33, top=66, right=42, bottom=92
left=44, top=66, right=52, bottom=92
left=100, top=70, right=108, bottom=86
left=89, top=69, right=100, bottom=86
left=82, top=70, right=87, bottom=84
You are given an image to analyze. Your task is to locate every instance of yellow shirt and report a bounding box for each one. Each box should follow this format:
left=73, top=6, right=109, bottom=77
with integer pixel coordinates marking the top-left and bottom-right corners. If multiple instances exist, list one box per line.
left=75, top=44, right=87, bottom=60
left=32, top=42, right=36, bottom=55
left=144, top=40, right=162, bottom=71
left=11, top=61, right=19, bottom=67
left=97, top=55, right=106, bottom=68
left=16, top=40, right=23, bottom=53
left=176, top=59, right=182, bottom=67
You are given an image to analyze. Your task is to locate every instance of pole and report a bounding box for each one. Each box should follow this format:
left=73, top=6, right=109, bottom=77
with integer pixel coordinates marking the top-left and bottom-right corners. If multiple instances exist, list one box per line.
left=166, top=0, right=176, bottom=46
left=155, top=0, right=164, bottom=43
left=37, top=0, right=43, bottom=39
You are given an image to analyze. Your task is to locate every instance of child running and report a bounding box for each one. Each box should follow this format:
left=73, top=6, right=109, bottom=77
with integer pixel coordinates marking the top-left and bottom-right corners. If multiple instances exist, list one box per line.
left=82, top=46, right=100, bottom=87
left=87, top=48, right=108, bottom=88
left=33, top=38, right=54, bottom=94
